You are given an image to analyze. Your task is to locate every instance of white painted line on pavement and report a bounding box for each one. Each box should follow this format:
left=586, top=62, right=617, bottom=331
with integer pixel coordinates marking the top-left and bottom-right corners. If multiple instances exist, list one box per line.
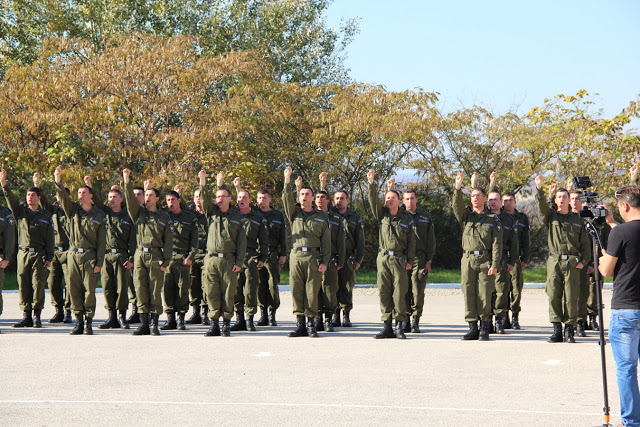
left=0, top=399, right=601, bottom=416
left=542, top=359, right=563, bottom=365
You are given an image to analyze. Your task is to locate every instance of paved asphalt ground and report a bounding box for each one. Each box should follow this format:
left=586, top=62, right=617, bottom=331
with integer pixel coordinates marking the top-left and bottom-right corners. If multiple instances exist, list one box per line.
left=0, top=288, right=621, bottom=426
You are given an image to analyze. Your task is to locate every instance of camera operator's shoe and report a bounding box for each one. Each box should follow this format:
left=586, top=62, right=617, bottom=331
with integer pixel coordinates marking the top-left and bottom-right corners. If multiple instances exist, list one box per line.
left=563, top=323, right=576, bottom=343
left=462, top=321, right=479, bottom=340
left=576, top=320, right=587, bottom=337
left=547, top=322, right=563, bottom=343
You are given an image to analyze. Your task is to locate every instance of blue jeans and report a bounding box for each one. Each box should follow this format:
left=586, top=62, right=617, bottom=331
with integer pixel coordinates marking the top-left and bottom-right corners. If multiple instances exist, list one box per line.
left=610, top=310, right=640, bottom=427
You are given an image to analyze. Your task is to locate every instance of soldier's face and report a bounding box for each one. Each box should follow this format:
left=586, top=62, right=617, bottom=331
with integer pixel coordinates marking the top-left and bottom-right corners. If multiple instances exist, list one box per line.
left=385, top=191, right=399, bottom=210
left=216, top=189, right=231, bottom=209
left=470, top=190, right=486, bottom=209
left=237, top=190, right=251, bottom=210
left=193, top=190, right=202, bottom=210
left=333, top=192, right=348, bottom=211
left=555, top=191, right=569, bottom=212
left=166, top=195, right=181, bottom=213
left=569, top=193, right=581, bottom=213
left=26, top=191, right=41, bottom=208
left=133, top=190, right=144, bottom=205
left=145, top=190, right=159, bottom=208
left=315, top=193, right=329, bottom=210
left=257, top=192, right=271, bottom=210
left=402, top=192, right=417, bottom=212
left=77, top=187, right=93, bottom=204
left=299, top=189, right=313, bottom=208
left=502, top=195, right=515, bottom=212
left=108, top=191, right=123, bottom=208
left=488, top=192, right=501, bottom=211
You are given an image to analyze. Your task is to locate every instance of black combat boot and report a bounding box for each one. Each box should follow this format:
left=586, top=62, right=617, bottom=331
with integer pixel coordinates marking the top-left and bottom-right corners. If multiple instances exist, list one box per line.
left=221, top=319, right=231, bottom=337
left=503, top=313, right=512, bottom=329
left=462, top=321, right=479, bottom=340
left=332, top=307, right=341, bottom=327
left=402, top=317, right=411, bottom=333
left=127, top=305, right=141, bottom=324
left=488, top=315, right=496, bottom=334
left=230, top=311, right=247, bottom=331
left=495, top=317, right=505, bottom=334
left=70, top=314, right=84, bottom=335
left=177, top=312, right=186, bottom=331
left=99, top=309, right=119, bottom=329
left=63, top=309, right=73, bottom=324
left=288, top=315, right=308, bottom=337
left=342, top=309, right=352, bottom=327
left=512, top=313, right=521, bottom=330
left=185, top=305, right=201, bottom=324
left=33, top=309, right=43, bottom=328
left=160, top=312, right=177, bottom=330
left=205, top=318, right=221, bottom=336
left=324, top=312, right=335, bottom=332
left=576, top=320, right=587, bottom=337
left=411, top=315, right=421, bottom=333
left=246, top=314, right=256, bottom=332
left=84, top=316, right=93, bottom=335
left=394, top=321, right=407, bottom=339
left=374, top=320, right=395, bottom=339
left=49, top=306, right=64, bottom=323
left=150, top=314, right=160, bottom=336
left=133, top=313, right=150, bottom=335
left=201, top=306, right=210, bottom=325
left=268, top=307, right=277, bottom=326
left=306, top=317, right=319, bottom=338
left=13, top=310, right=33, bottom=328
left=255, top=306, right=268, bottom=326
left=589, top=313, right=600, bottom=331
left=314, top=315, right=324, bottom=332
left=564, top=323, right=576, bottom=343
left=547, top=322, right=563, bottom=343
left=478, top=321, right=490, bottom=341
left=118, top=310, right=130, bottom=329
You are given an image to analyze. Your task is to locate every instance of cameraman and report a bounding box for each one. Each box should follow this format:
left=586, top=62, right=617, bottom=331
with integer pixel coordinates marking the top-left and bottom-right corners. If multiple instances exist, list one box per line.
left=599, top=185, right=640, bottom=427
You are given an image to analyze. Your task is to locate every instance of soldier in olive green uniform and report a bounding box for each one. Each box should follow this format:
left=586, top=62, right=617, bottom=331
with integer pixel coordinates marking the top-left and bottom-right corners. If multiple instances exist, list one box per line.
left=198, top=170, right=247, bottom=337
left=123, top=169, right=174, bottom=336
left=534, top=175, right=591, bottom=343
left=1, top=169, right=54, bottom=328
left=313, top=182, right=346, bottom=333
left=487, top=189, right=518, bottom=334
left=184, top=189, right=210, bottom=326
left=161, top=190, right=198, bottom=331
left=452, top=172, right=502, bottom=341
left=282, top=167, right=331, bottom=338
left=367, top=169, right=416, bottom=339
left=54, top=167, right=107, bottom=335
left=89, top=180, right=136, bottom=330
left=399, top=187, right=436, bottom=334
left=226, top=177, right=268, bottom=332
left=0, top=204, right=17, bottom=333
left=33, top=173, right=73, bottom=324
left=255, top=189, right=288, bottom=326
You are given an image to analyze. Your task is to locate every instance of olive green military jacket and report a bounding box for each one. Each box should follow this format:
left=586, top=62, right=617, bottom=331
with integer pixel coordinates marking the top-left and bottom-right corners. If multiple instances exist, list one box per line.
left=512, top=210, right=530, bottom=264
left=497, top=211, right=519, bottom=266
left=452, top=188, right=503, bottom=269
left=535, top=187, right=591, bottom=265
left=3, top=184, right=55, bottom=262
left=327, top=210, right=346, bottom=269
left=259, top=208, right=289, bottom=258
left=0, top=206, right=16, bottom=262
left=191, top=209, right=208, bottom=253
left=404, top=207, right=436, bottom=263
left=40, top=192, right=70, bottom=249
left=166, top=209, right=199, bottom=262
left=93, top=191, right=136, bottom=263
left=199, top=185, right=247, bottom=267
left=282, top=185, right=331, bottom=266
left=368, top=183, right=416, bottom=263
left=56, top=182, right=107, bottom=268
left=123, top=182, right=174, bottom=265
left=240, top=209, right=268, bottom=263
left=334, top=208, right=365, bottom=265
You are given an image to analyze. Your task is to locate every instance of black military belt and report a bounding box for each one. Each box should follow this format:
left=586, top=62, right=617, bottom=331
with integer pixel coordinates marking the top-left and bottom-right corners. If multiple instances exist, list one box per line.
left=550, top=253, right=570, bottom=260
left=141, top=247, right=160, bottom=253
left=107, top=248, right=127, bottom=254
left=296, top=247, right=319, bottom=252
left=379, top=249, right=405, bottom=257
left=73, top=248, right=95, bottom=253
left=55, top=246, right=69, bottom=252
left=19, top=246, right=42, bottom=252
left=465, top=250, right=485, bottom=256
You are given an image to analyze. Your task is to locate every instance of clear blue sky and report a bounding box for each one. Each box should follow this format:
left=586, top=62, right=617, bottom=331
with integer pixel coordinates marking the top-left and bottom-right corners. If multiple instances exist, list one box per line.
left=326, top=0, right=640, bottom=123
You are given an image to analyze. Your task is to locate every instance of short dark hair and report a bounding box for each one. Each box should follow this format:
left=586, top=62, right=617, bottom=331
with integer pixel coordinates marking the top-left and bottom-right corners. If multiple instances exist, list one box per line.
left=503, top=191, right=516, bottom=199
left=385, top=189, right=400, bottom=199
left=27, top=186, right=42, bottom=197
left=555, top=187, right=570, bottom=197
left=78, top=184, right=94, bottom=196
left=488, top=190, right=501, bottom=198
left=133, top=186, right=144, bottom=192
left=300, top=186, right=314, bottom=194
left=315, top=190, right=329, bottom=197
left=148, top=187, right=160, bottom=198
left=257, top=189, right=271, bottom=197
left=217, top=186, right=230, bottom=197
left=165, top=190, right=181, bottom=200
left=569, top=189, right=583, bottom=196
left=471, top=187, right=486, bottom=196
left=615, top=186, right=640, bottom=208
left=108, top=188, right=123, bottom=197
left=334, top=190, right=349, bottom=199
left=403, top=189, right=418, bottom=197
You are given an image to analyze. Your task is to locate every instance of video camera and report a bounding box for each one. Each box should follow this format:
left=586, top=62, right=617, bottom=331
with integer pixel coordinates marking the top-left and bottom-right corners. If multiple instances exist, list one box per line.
left=571, top=176, right=607, bottom=222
